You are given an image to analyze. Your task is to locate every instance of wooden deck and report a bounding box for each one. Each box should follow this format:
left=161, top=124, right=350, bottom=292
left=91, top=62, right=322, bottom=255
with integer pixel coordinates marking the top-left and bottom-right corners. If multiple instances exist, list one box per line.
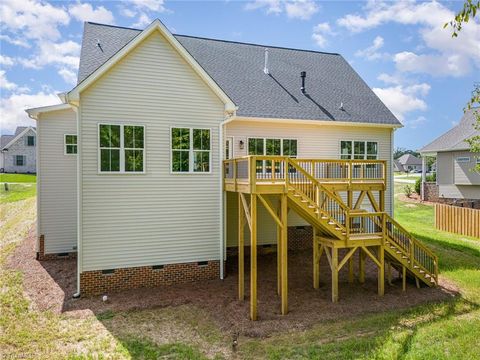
left=224, top=156, right=438, bottom=320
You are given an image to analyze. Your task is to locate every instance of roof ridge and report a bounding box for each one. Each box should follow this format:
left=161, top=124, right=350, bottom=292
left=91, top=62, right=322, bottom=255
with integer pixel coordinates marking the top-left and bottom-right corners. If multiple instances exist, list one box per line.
left=174, top=34, right=341, bottom=56
left=86, top=21, right=341, bottom=56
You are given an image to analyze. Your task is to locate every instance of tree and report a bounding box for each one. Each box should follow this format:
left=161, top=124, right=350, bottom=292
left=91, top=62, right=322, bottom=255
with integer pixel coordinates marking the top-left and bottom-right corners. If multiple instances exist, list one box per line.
left=444, top=0, right=480, bottom=171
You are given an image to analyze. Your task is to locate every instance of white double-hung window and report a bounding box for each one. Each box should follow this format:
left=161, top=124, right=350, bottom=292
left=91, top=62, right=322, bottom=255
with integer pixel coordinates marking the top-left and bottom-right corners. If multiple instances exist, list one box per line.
left=171, top=127, right=211, bottom=173
left=340, top=141, right=378, bottom=160
left=98, top=124, right=144, bottom=173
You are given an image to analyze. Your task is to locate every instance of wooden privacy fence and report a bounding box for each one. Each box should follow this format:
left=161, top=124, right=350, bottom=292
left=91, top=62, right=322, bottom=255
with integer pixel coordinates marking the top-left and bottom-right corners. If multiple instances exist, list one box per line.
left=435, top=203, right=480, bottom=238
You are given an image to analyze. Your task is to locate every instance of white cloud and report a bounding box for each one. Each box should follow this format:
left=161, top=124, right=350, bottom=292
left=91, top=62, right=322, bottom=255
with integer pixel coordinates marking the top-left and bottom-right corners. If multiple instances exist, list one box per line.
left=394, top=51, right=471, bottom=77
left=338, top=1, right=480, bottom=77
left=405, top=115, right=427, bottom=129
left=0, top=70, right=17, bottom=91
left=130, top=0, right=167, bottom=12
left=0, top=0, right=70, bottom=42
left=373, top=82, right=431, bottom=122
left=132, top=13, right=153, bottom=28
left=69, top=2, right=115, bottom=24
left=355, top=36, right=387, bottom=60
left=1, top=91, right=60, bottom=133
left=285, top=0, right=319, bottom=20
left=377, top=73, right=401, bottom=85
left=0, top=34, right=30, bottom=48
left=0, top=55, right=15, bottom=67
left=312, top=22, right=333, bottom=48
left=120, top=7, right=137, bottom=18
left=20, top=40, right=81, bottom=70
left=246, top=0, right=318, bottom=20
left=245, top=0, right=282, bottom=14
left=58, top=68, right=77, bottom=85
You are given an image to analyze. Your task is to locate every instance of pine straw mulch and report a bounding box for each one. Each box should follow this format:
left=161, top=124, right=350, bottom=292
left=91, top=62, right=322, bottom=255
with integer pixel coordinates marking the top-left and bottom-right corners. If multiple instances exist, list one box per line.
left=7, top=229, right=458, bottom=339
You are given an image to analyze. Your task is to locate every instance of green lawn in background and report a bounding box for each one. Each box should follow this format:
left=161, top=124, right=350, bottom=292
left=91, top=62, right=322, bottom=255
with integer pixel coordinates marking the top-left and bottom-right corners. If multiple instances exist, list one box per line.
left=0, top=173, right=37, bottom=183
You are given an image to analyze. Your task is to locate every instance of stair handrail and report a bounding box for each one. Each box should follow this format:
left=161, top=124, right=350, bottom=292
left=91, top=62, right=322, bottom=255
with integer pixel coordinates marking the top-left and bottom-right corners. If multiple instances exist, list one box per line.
left=385, top=214, right=438, bottom=284
left=286, top=158, right=350, bottom=232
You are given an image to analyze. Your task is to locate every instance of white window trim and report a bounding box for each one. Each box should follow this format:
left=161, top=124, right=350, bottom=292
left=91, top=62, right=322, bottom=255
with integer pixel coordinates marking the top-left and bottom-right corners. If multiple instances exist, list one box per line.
left=97, top=123, right=146, bottom=174
left=339, top=140, right=379, bottom=160
left=170, top=126, right=212, bottom=174
left=456, top=156, right=471, bottom=163
left=64, top=134, right=78, bottom=156
left=246, top=137, right=298, bottom=157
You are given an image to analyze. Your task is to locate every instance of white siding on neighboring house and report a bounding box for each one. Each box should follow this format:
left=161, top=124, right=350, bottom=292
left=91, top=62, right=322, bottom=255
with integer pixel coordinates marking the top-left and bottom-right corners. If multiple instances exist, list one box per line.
left=3, top=129, right=37, bottom=173
left=225, top=120, right=393, bottom=247
left=37, top=108, right=78, bottom=253
left=79, top=31, right=225, bottom=272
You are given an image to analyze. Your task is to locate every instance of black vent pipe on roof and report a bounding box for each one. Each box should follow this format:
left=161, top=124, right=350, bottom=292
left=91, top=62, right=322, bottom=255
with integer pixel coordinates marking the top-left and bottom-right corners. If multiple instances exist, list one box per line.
left=300, top=71, right=306, bottom=93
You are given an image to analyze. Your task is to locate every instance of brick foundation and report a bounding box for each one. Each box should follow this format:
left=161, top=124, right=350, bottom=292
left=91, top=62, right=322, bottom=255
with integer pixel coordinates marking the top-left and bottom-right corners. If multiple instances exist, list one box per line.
left=37, top=235, right=77, bottom=261
left=80, top=260, right=220, bottom=296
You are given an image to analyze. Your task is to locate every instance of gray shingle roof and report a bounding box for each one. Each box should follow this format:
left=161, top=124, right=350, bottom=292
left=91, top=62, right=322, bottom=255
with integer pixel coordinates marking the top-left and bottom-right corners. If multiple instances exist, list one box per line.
left=393, top=159, right=405, bottom=172
left=420, top=109, right=479, bottom=153
left=0, top=135, right=14, bottom=149
left=78, top=22, right=401, bottom=126
left=398, top=153, right=422, bottom=166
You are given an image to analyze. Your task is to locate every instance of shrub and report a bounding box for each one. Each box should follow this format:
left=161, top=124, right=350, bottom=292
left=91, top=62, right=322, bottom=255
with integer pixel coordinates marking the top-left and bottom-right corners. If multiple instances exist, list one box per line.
left=404, top=184, right=413, bottom=198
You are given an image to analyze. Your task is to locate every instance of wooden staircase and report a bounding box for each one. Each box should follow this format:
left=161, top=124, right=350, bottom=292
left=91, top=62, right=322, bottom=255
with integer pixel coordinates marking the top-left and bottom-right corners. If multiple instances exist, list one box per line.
left=286, top=159, right=438, bottom=288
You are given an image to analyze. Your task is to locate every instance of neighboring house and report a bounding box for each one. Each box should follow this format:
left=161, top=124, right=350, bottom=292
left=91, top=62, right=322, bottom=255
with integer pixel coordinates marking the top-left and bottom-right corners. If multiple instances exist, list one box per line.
left=420, top=109, right=480, bottom=203
left=397, top=153, right=422, bottom=172
left=393, top=159, right=405, bottom=172
left=27, top=21, right=437, bottom=304
left=0, top=126, right=37, bottom=173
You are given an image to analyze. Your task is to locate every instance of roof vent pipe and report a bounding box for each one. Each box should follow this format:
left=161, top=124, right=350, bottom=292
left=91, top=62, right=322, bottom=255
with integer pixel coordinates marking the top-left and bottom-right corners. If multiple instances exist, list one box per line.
left=300, top=71, right=306, bottom=93
left=263, top=48, right=269, bottom=74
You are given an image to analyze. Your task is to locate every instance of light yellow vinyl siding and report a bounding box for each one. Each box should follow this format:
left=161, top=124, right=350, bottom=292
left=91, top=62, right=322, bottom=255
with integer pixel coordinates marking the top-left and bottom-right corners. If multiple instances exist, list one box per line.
left=38, top=108, right=77, bottom=253
left=225, top=120, right=393, bottom=247
left=80, top=31, right=224, bottom=271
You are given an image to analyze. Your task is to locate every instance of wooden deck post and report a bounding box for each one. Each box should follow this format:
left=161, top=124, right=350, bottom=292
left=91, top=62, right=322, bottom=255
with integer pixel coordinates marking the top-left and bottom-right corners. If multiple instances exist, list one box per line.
left=250, top=194, right=257, bottom=321
left=313, top=227, right=319, bottom=289
left=332, top=247, right=339, bottom=302
left=281, top=193, right=288, bottom=315
left=359, top=249, right=365, bottom=283
left=402, top=266, right=406, bottom=292
left=378, top=245, right=384, bottom=296
left=379, top=190, right=385, bottom=212
left=238, top=193, right=245, bottom=301
left=277, top=199, right=282, bottom=296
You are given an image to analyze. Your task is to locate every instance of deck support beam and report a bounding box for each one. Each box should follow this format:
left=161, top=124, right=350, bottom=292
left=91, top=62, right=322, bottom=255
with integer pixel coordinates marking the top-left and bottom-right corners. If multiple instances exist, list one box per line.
left=331, top=247, right=339, bottom=303
left=280, top=193, right=288, bottom=315
left=313, top=228, right=319, bottom=289
left=250, top=194, right=257, bottom=321
left=378, top=245, right=385, bottom=296
left=238, top=193, right=245, bottom=301
left=277, top=199, right=282, bottom=296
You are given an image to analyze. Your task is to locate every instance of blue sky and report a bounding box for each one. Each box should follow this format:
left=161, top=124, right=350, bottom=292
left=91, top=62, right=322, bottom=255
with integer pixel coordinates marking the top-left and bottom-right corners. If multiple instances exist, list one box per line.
left=1, top=0, right=479, bottom=150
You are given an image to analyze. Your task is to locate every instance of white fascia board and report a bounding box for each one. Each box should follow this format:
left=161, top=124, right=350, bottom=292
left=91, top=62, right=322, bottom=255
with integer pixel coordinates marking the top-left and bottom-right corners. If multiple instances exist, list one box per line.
left=25, top=103, right=72, bottom=120
left=67, top=19, right=236, bottom=113
left=230, top=116, right=403, bottom=129
left=1, top=126, right=38, bottom=150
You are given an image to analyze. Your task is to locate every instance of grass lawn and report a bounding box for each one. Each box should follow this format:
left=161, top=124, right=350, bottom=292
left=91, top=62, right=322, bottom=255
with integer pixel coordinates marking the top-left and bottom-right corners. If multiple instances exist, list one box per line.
left=0, top=173, right=37, bottom=183
left=0, top=183, right=36, bottom=203
left=1, top=186, right=479, bottom=359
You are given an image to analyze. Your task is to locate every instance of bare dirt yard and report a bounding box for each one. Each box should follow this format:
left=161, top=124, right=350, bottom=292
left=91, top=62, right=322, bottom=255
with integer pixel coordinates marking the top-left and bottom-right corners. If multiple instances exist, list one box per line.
left=9, top=229, right=456, bottom=340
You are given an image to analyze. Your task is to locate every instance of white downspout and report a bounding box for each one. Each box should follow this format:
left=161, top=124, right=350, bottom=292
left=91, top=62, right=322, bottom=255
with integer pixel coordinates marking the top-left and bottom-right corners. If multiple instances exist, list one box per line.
left=71, top=101, right=81, bottom=298
left=219, top=114, right=237, bottom=280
